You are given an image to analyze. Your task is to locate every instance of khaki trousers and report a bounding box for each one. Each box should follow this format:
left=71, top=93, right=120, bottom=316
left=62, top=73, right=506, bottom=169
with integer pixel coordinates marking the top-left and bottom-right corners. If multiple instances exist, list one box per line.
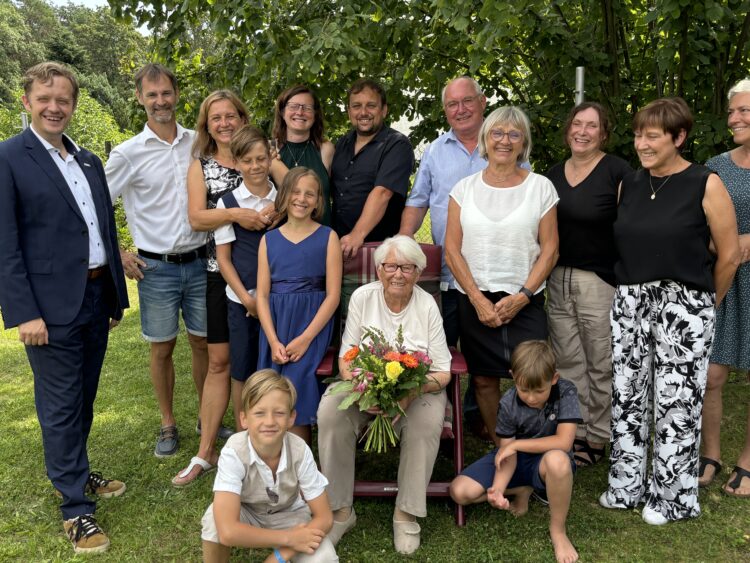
left=201, top=502, right=338, bottom=562
left=316, top=384, right=447, bottom=517
left=547, top=266, right=615, bottom=444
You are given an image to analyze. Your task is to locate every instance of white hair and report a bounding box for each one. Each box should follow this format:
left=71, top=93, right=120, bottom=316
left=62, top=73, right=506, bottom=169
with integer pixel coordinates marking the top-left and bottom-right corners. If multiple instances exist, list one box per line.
left=728, top=79, right=750, bottom=100
left=373, top=235, right=427, bottom=272
left=441, top=76, right=483, bottom=106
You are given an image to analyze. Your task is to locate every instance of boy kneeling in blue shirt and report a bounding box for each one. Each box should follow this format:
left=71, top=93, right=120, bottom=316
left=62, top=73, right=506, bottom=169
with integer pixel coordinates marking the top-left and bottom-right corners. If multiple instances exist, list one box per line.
left=202, top=369, right=336, bottom=562
left=450, top=340, right=581, bottom=563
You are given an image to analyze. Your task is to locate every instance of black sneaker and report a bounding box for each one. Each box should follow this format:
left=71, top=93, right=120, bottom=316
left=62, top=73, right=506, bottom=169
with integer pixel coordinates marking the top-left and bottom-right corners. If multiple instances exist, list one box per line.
left=63, top=514, right=110, bottom=554
left=154, top=425, right=179, bottom=457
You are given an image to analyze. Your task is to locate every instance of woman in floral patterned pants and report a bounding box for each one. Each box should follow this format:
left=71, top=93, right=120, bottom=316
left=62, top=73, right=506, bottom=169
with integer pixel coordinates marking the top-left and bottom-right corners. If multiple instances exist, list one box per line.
left=599, top=98, right=740, bottom=524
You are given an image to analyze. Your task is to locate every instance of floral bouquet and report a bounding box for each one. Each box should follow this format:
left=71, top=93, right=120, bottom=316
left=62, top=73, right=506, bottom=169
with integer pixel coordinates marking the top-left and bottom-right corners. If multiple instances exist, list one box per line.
left=328, top=325, right=434, bottom=453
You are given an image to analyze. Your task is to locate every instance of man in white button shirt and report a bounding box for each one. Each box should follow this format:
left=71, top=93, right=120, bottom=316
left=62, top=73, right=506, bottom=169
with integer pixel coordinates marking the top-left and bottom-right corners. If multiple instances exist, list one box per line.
left=0, top=62, right=129, bottom=554
left=106, top=64, right=208, bottom=458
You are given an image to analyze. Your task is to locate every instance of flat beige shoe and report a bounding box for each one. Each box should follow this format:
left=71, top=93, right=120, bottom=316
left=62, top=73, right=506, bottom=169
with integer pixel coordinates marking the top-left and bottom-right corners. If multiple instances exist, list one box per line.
left=393, top=519, right=420, bottom=554
left=328, top=507, right=356, bottom=546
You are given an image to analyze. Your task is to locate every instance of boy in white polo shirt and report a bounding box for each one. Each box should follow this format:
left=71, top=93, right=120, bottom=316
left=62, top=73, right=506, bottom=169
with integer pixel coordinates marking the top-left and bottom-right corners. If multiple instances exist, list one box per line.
left=201, top=369, right=336, bottom=562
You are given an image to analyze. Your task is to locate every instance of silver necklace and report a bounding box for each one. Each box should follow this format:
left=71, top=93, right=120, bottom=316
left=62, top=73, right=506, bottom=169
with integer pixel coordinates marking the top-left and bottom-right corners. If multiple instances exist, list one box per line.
left=283, top=140, right=310, bottom=167
left=649, top=173, right=673, bottom=200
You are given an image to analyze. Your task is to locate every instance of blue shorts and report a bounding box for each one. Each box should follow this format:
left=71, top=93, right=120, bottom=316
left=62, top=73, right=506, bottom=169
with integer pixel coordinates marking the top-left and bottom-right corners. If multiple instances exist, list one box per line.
left=227, top=299, right=260, bottom=382
left=136, top=255, right=208, bottom=342
left=461, top=449, right=576, bottom=493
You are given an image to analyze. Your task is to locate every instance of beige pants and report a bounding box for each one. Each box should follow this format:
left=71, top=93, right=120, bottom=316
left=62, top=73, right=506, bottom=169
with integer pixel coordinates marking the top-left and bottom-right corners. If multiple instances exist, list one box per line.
left=547, top=266, right=615, bottom=444
left=316, top=384, right=447, bottom=517
left=201, top=502, right=338, bottom=562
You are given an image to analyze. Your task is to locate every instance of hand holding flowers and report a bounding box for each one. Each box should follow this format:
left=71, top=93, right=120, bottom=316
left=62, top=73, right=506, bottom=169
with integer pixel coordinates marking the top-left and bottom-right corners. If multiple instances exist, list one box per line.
left=328, top=325, right=435, bottom=452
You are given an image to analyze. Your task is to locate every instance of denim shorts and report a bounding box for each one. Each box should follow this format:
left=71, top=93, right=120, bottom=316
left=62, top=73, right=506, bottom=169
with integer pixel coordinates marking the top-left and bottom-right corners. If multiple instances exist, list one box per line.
left=461, top=449, right=576, bottom=493
left=136, top=255, right=208, bottom=342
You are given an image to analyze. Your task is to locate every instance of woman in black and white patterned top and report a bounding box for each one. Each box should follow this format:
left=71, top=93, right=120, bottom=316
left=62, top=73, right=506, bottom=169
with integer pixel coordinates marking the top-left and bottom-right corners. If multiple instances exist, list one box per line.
left=174, top=90, right=278, bottom=487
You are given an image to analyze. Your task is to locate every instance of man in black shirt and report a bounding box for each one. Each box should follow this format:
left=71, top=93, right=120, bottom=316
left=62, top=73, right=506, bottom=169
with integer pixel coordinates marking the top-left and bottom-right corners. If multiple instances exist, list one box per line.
left=331, top=79, right=414, bottom=260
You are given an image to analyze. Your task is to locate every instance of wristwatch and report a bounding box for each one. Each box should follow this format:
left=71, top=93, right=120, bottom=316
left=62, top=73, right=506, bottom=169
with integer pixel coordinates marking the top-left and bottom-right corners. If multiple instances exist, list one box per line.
left=518, top=286, right=534, bottom=300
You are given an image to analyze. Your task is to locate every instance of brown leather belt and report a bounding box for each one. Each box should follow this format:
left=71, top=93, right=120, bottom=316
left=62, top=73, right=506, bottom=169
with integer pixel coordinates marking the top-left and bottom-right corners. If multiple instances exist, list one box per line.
left=87, top=265, right=108, bottom=279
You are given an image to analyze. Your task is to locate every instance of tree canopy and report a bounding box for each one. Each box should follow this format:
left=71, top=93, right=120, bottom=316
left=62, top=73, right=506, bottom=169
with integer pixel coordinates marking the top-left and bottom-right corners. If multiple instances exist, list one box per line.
left=107, top=0, right=750, bottom=169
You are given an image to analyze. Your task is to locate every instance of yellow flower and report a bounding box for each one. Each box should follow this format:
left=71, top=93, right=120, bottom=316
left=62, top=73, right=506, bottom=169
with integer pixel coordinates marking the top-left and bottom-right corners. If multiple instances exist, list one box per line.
left=385, top=361, right=404, bottom=381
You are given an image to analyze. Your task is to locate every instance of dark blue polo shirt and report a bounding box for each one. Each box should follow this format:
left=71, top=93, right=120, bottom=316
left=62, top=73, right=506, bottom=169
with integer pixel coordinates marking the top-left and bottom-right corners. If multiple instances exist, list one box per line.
left=330, top=126, right=414, bottom=241
left=496, top=378, right=582, bottom=455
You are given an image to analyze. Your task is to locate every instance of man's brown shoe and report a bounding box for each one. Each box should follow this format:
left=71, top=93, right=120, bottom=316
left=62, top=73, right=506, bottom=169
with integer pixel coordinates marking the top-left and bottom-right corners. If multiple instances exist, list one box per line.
left=86, top=472, right=126, bottom=498
left=63, top=514, right=110, bottom=554
left=54, top=472, right=126, bottom=499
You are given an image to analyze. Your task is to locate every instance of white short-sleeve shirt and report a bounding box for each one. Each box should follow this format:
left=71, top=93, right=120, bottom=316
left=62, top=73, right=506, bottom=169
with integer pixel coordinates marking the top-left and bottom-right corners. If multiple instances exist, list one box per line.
left=449, top=171, right=559, bottom=295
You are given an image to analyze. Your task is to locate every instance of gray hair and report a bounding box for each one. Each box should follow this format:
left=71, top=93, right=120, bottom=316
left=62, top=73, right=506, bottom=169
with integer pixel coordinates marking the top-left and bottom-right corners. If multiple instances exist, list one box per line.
left=441, top=76, right=483, bottom=106
left=728, top=79, right=750, bottom=100
left=373, top=235, right=427, bottom=272
left=477, top=106, right=532, bottom=163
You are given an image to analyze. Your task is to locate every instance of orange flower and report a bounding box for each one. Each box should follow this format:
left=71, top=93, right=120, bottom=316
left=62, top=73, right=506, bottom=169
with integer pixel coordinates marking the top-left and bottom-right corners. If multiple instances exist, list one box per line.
left=401, top=354, right=418, bottom=369
left=384, top=351, right=402, bottom=362
left=343, top=346, right=360, bottom=362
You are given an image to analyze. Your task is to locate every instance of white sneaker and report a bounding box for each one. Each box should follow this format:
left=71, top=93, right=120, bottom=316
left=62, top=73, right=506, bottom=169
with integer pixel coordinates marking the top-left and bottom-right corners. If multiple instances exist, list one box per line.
left=642, top=506, right=668, bottom=525
left=598, top=492, right=626, bottom=510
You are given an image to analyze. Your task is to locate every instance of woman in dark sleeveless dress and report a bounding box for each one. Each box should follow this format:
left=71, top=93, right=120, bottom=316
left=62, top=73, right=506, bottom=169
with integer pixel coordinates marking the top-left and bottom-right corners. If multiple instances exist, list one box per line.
left=271, top=85, right=335, bottom=226
left=174, top=90, right=278, bottom=486
left=599, top=97, right=740, bottom=524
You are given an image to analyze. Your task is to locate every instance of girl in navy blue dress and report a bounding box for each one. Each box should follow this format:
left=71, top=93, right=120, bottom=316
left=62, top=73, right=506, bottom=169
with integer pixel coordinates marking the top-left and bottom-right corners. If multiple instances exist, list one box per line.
left=256, top=167, right=342, bottom=444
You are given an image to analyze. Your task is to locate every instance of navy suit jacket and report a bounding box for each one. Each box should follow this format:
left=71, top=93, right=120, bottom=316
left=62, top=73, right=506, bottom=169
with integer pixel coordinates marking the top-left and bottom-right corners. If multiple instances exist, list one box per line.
left=0, top=128, right=129, bottom=328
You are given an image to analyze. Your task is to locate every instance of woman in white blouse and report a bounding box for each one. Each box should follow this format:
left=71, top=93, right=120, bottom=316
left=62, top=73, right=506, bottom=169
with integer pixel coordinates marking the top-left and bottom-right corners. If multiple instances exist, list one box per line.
left=445, top=106, right=559, bottom=445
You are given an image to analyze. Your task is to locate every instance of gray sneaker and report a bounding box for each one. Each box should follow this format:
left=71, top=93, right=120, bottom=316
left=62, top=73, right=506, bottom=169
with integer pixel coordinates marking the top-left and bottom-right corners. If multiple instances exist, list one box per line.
left=155, top=426, right=179, bottom=457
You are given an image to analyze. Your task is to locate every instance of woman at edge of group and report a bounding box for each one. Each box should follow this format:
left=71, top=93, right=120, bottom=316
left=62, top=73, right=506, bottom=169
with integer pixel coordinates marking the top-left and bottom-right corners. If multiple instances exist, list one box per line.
left=316, top=236, right=452, bottom=555
left=546, top=102, right=633, bottom=467
left=445, top=106, right=560, bottom=445
left=698, top=78, right=750, bottom=498
left=172, top=90, right=278, bottom=487
left=599, top=97, right=740, bottom=525
left=271, top=84, right=335, bottom=226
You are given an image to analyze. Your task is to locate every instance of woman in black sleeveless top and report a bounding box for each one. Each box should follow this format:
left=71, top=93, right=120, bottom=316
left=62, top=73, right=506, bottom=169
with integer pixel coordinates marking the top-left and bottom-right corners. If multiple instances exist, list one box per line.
left=599, top=98, right=740, bottom=525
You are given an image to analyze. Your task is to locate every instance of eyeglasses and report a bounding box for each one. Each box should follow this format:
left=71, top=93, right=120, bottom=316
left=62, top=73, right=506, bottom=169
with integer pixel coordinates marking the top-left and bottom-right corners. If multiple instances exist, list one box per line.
left=286, top=102, right=314, bottom=113
left=445, top=95, right=480, bottom=112
left=381, top=263, right=417, bottom=274
left=489, top=129, right=523, bottom=142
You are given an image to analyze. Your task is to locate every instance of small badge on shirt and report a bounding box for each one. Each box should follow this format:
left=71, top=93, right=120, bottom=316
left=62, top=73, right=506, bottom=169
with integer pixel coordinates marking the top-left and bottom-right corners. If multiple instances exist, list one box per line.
left=548, top=413, right=556, bottom=421
left=83, top=162, right=92, bottom=167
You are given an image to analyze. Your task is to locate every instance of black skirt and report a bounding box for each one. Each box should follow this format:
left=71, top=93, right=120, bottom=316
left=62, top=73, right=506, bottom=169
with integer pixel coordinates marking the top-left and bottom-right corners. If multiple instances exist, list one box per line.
left=457, top=290, right=548, bottom=378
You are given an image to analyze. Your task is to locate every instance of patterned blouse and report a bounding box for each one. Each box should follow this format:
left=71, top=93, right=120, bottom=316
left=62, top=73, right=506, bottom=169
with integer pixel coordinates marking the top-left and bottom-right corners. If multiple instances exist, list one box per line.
left=201, top=157, right=242, bottom=273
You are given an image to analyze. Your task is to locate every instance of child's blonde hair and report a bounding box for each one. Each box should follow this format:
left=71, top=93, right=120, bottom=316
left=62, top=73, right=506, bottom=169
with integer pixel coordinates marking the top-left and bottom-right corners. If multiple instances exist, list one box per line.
left=275, top=167, right=324, bottom=221
left=510, top=340, right=556, bottom=390
left=241, top=369, right=297, bottom=413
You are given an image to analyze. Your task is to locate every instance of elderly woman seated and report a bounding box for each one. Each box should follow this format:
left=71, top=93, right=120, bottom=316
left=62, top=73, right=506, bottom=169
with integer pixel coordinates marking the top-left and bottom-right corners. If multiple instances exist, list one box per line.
left=316, top=235, right=451, bottom=555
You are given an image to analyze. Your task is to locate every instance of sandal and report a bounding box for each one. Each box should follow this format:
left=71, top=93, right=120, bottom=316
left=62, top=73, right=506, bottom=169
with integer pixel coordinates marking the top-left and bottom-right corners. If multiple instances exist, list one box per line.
left=722, top=466, right=750, bottom=498
left=574, top=442, right=605, bottom=467
left=171, top=456, right=215, bottom=488
left=698, top=456, right=722, bottom=487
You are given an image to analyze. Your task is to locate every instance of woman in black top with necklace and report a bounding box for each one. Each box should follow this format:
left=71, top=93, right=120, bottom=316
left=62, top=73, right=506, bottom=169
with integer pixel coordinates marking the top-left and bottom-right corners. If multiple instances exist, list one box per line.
left=546, top=102, right=632, bottom=468
left=599, top=97, right=740, bottom=525
left=271, top=85, right=334, bottom=225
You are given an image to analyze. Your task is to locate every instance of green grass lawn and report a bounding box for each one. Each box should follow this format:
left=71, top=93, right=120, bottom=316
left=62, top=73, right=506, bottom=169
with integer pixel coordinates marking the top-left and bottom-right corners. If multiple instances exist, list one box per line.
left=1, top=280, right=748, bottom=562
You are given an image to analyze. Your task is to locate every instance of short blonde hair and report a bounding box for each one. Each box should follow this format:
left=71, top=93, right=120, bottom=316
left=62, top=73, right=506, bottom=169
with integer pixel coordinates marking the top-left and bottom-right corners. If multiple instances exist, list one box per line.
left=23, top=62, right=79, bottom=105
left=477, top=106, right=532, bottom=162
left=241, top=369, right=297, bottom=413
left=511, top=340, right=556, bottom=390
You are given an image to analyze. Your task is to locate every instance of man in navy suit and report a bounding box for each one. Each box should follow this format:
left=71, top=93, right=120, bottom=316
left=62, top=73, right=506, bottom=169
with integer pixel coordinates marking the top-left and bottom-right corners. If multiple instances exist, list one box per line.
left=0, top=62, right=129, bottom=555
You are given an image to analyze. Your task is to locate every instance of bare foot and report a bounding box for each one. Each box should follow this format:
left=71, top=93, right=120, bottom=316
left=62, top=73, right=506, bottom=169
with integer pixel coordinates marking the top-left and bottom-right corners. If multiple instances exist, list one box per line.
left=550, top=530, right=579, bottom=563
left=509, top=487, right=533, bottom=516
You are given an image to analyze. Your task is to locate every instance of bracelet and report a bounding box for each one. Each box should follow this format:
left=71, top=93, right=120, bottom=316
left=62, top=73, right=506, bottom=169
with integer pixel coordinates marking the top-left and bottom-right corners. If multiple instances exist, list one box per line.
left=518, top=286, right=534, bottom=300
left=273, top=548, right=287, bottom=563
